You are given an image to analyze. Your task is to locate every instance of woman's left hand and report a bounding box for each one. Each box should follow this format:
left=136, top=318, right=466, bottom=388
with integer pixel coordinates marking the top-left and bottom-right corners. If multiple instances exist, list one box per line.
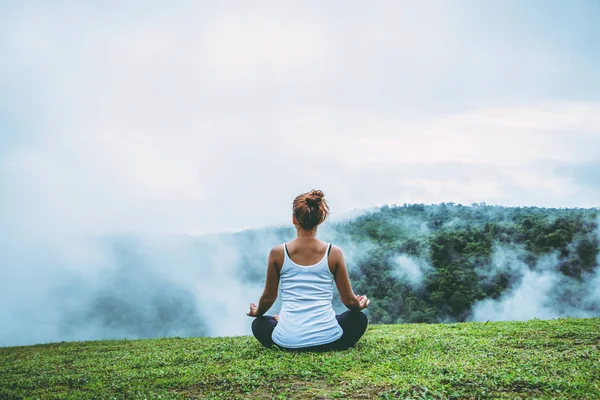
left=247, top=303, right=258, bottom=317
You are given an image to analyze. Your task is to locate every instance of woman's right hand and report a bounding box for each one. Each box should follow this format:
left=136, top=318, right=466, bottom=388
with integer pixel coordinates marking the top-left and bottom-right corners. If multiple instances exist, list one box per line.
left=357, top=295, right=370, bottom=310
left=247, top=302, right=258, bottom=317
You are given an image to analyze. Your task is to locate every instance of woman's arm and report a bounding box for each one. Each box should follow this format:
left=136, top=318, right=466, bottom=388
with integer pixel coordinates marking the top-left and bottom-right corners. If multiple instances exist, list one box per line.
left=330, top=246, right=370, bottom=310
left=247, top=246, right=282, bottom=317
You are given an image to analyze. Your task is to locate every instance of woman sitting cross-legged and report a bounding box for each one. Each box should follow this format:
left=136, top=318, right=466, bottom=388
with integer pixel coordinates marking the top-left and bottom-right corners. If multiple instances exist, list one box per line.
left=247, top=189, right=370, bottom=351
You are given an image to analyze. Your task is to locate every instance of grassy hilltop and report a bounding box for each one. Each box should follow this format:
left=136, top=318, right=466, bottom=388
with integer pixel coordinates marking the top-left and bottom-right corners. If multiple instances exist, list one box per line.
left=1, top=318, right=599, bottom=399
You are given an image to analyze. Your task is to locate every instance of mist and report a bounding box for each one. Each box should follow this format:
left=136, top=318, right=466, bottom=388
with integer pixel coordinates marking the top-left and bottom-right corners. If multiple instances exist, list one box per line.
left=0, top=231, right=277, bottom=346
left=469, top=222, right=600, bottom=322
left=470, top=252, right=600, bottom=322
left=1, top=205, right=599, bottom=347
left=0, top=200, right=368, bottom=347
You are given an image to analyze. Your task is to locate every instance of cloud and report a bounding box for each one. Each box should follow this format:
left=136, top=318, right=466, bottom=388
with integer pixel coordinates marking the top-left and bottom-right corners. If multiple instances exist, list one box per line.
left=2, top=3, right=600, bottom=236
left=391, top=255, right=431, bottom=288
left=470, top=246, right=600, bottom=322
left=470, top=269, right=560, bottom=321
left=192, top=8, right=332, bottom=88
left=1, top=1, right=599, bottom=344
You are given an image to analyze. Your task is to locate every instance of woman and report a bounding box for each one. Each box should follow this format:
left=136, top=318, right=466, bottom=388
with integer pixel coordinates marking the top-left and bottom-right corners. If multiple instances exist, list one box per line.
left=247, top=189, right=370, bottom=351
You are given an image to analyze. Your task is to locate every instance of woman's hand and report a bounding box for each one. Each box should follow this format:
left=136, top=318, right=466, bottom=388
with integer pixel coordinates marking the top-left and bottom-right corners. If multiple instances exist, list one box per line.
left=357, top=295, right=370, bottom=310
left=247, top=303, right=258, bottom=317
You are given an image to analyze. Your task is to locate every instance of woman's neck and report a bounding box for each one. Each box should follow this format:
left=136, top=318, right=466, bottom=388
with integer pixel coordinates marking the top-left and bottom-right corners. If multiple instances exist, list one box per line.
left=296, top=228, right=317, bottom=240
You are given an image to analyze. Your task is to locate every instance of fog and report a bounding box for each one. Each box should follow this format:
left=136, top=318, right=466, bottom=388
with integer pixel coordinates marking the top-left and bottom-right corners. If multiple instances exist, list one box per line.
left=469, top=223, right=600, bottom=322
left=0, top=232, right=274, bottom=346
left=1, top=210, right=599, bottom=347
left=391, top=255, right=432, bottom=289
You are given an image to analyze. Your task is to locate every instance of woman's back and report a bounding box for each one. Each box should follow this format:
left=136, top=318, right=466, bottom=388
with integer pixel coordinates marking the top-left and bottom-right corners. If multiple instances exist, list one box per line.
left=247, top=189, right=369, bottom=351
left=271, top=240, right=343, bottom=348
left=282, top=239, right=332, bottom=268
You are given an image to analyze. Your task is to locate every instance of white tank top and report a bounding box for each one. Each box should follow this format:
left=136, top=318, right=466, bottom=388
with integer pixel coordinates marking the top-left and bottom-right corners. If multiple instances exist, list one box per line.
left=272, top=242, right=343, bottom=348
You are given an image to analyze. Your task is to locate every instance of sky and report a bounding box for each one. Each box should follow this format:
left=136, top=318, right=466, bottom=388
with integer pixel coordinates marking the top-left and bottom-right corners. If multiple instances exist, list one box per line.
left=1, top=1, right=600, bottom=236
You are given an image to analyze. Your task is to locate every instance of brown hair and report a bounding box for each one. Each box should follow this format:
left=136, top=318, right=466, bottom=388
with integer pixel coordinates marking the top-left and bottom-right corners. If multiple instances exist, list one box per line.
left=293, top=189, right=330, bottom=230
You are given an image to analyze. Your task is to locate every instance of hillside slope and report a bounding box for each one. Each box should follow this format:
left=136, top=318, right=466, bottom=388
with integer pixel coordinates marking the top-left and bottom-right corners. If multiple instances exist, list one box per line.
left=1, top=318, right=599, bottom=399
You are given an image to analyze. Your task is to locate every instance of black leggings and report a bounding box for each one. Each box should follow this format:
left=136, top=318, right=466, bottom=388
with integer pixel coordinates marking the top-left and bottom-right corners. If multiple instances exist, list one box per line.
left=251, top=310, right=368, bottom=351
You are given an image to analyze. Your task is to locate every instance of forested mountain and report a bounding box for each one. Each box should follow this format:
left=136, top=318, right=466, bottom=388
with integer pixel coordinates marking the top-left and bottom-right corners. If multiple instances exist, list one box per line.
left=329, top=204, right=599, bottom=323
left=7, top=204, right=599, bottom=347
left=232, top=203, right=600, bottom=325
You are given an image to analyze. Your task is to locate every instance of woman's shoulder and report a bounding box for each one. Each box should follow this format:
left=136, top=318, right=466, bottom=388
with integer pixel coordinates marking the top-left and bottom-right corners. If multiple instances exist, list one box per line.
left=269, top=244, right=286, bottom=271
left=270, top=243, right=285, bottom=253
left=328, top=244, right=344, bottom=257
left=269, top=244, right=285, bottom=260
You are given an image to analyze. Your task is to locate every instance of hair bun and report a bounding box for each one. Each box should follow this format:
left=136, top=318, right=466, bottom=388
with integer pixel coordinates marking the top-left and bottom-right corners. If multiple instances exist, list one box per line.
left=306, top=196, right=321, bottom=206
left=293, top=189, right=330, bottom=229
left=306, top=189, right=324, bottom=207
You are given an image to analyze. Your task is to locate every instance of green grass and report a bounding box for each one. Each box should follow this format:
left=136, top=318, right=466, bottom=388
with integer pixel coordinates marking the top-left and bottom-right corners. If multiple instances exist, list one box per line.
left=1, top=318, right=599, bottom=399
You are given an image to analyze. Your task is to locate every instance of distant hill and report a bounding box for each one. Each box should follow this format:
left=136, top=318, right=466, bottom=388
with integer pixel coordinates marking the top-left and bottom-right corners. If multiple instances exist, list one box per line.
left=2, top=204, right=599, bottom=347
left=235, top=203, right=600, bottom=324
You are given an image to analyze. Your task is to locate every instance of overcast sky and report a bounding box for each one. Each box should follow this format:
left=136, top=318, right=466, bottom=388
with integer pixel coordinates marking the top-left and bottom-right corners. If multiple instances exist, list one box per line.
left=1, top=1, right=599, bottom=236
